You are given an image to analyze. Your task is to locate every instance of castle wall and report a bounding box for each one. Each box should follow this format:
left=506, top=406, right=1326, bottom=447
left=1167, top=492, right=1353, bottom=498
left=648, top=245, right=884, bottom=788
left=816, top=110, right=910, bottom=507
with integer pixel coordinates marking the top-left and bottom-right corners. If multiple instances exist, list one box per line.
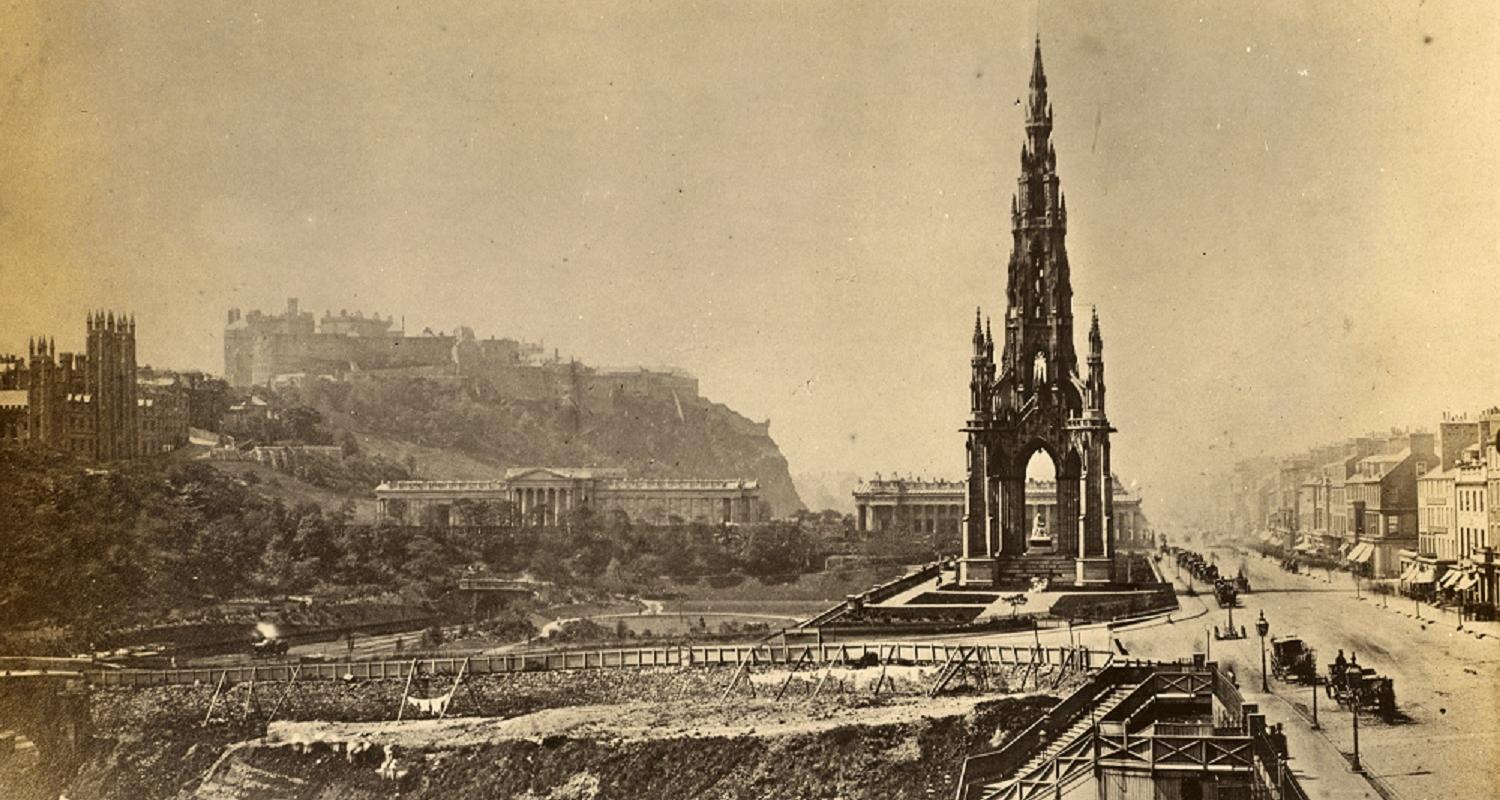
left=225, top=301, right=705, bottom=416
left=228, top=330, right=457, bottom=386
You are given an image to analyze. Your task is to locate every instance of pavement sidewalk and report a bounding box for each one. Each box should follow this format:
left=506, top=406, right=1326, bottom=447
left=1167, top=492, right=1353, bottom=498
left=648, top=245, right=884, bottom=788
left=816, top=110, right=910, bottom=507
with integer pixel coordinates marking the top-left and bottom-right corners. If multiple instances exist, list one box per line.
left=1239, top=683, right=1383, bottom=800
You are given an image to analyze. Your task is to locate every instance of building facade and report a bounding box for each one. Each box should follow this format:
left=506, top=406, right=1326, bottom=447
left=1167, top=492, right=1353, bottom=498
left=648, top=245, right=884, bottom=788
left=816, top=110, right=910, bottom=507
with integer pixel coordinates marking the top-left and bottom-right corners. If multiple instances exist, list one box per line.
left=853, top=475, right=1149, bottom=550
left=1344, top=432, right=1436, bottom=578
left=1417, top=466, right=1458, bottom=561
left=375, top=467, right=766, bottom=527
left=959, top=41, right=1118, bottom=586
left=0, top=313, right=182, bottom=461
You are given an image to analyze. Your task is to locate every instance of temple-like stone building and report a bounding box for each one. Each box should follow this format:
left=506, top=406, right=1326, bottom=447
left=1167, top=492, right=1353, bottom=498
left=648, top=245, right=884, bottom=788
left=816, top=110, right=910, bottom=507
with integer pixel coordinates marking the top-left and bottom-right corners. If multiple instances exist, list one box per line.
left=375, top=467, right=766, bottom=527
left=852, top=475, right=1151, bottom=551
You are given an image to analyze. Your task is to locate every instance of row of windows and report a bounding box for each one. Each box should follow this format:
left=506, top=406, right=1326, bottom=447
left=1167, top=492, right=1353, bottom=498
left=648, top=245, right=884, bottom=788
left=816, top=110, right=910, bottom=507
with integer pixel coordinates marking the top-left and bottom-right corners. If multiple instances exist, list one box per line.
left=1458, top=488, right=1487, bottom=512
left=1457, top=527, right=1491, bottom=557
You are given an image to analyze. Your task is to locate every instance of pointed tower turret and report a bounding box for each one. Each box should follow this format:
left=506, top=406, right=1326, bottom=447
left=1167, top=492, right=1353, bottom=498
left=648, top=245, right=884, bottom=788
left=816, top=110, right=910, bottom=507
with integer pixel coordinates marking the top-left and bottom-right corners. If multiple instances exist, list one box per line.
left=970, top=308, right=992, bottom=419
left=1086, top=307, right=1106, bottom=413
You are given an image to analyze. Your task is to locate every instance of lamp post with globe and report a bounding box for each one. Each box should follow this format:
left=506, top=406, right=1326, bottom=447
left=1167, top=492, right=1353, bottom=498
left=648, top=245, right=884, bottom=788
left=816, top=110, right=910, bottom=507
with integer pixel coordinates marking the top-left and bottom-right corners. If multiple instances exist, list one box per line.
left=1255, top=610, right=1270, bottom=693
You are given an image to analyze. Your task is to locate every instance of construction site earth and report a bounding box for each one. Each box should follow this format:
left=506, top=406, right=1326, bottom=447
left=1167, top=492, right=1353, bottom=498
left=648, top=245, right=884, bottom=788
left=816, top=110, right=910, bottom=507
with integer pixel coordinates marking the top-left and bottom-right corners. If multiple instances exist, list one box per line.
left=2, top=546, right=1496, bottom=800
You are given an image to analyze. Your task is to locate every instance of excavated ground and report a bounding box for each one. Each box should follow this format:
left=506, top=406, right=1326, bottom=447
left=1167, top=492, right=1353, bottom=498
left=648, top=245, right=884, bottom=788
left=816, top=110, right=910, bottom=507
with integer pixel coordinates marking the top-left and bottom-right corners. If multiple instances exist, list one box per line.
left=54, top=664, right=1076, bottom=799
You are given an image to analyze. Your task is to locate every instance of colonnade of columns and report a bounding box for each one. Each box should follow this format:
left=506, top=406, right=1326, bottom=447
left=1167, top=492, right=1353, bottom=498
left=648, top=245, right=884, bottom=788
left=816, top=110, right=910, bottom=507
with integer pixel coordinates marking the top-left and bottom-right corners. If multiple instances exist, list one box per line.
left=857, top=502, right=963, bottom=534
left=512, top=486, right=581, bottom=526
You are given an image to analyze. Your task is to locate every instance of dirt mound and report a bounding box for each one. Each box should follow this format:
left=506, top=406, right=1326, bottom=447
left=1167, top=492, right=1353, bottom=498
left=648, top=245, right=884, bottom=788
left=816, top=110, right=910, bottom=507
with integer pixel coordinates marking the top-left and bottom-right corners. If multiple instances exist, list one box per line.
left=62, top=663, right=1074, bottom=799
left=214, top=694, right=1054, bottom=800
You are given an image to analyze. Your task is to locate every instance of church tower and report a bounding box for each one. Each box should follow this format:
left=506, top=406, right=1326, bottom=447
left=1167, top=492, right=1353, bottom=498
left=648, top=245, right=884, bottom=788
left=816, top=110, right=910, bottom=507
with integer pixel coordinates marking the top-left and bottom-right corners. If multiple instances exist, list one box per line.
left=86, top=311, right=139, bottom=461
left=961, top=39, right=1116, bottom=587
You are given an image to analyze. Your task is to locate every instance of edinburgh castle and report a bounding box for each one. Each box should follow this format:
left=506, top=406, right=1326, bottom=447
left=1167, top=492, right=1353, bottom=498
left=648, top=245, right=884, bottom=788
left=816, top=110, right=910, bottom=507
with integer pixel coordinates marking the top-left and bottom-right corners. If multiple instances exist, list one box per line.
left=225, top=298, right=712, bottom=415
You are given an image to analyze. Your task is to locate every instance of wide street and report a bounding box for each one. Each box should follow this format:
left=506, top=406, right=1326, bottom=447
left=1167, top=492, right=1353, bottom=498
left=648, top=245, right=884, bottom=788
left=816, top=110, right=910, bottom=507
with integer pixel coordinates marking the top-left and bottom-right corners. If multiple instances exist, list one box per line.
left=1115, top=547, right=1499, bottom=800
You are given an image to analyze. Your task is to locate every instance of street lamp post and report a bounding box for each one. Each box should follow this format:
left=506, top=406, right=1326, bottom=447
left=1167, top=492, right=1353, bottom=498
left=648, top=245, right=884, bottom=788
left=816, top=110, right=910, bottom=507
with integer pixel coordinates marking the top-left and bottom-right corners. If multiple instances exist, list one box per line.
left=1311, top=676, right=1320, bottom=729
left=1348, top=654, right=1363, bottom=773
left=1351, top=694, right=1362, bottom=772
left=1255, top=610, right=1270, bottom=693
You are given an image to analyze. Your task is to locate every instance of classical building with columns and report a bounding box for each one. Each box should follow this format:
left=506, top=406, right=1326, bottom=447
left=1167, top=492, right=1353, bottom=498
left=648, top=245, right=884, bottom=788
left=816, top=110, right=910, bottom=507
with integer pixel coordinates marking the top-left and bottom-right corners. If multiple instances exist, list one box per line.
left=375, top=467, right=766, bottom=527
left=852, top=476, right=1149, bottom=551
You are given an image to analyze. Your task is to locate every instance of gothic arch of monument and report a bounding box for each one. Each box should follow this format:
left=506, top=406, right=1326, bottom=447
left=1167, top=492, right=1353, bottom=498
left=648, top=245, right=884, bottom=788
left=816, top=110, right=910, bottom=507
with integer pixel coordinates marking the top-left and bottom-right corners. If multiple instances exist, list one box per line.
left=960, top=39, right=1117, bottom=587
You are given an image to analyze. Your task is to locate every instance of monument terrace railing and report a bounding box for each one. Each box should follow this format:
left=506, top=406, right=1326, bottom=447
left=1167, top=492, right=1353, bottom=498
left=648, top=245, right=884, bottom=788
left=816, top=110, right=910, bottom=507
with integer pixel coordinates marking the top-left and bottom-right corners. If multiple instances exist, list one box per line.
left=798, top=560, right=946, bottom=627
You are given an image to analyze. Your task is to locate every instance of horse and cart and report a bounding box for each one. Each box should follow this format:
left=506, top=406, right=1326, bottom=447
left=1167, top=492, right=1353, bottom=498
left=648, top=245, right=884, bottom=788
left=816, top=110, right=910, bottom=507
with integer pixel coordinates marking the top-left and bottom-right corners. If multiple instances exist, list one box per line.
left=1269, top=636, right=1318, bottom=684
left=1326, top=655, right=1397, bottom=719
left=1212, top=578, right=1239, bottom=609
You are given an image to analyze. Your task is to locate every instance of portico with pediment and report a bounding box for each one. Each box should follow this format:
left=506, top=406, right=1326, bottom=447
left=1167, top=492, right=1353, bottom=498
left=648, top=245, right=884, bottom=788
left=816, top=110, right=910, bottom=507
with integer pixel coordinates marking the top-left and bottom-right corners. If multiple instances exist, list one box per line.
left=504, top=467, right=624, bottom=526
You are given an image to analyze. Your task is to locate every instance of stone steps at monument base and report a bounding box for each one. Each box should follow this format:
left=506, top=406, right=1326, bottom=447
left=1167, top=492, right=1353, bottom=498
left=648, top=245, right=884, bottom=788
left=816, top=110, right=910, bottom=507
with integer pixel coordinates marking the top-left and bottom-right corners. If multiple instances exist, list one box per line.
left=967, top=556, right=1080, bottom=587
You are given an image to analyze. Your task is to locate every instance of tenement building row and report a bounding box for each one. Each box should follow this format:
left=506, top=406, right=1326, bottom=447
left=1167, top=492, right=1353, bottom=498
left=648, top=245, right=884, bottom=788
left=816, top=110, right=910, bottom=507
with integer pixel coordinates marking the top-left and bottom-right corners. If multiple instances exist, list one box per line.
left=375, top=467, right=767, bottom=527
left=1231, top=409, right=1499, bottom=618
left=851, top=474, right=1152, bottom=552
left=0, top=313, right=190, bottom=459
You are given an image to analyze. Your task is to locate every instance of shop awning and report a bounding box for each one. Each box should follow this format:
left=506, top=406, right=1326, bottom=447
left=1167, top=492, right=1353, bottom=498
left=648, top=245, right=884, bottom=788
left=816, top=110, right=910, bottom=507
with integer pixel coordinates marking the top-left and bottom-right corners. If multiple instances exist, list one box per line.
left=1347, top=543, right=1375, bottom=564
left=1456, top=574, right=1479, bottom=592
left=1409, top=565, right=1436, bottom=585
left=1294, top=542, right=1317, bottom=554
left=1438, top=571, right=1463, bottom=590
left=1398, top=564, right=1420, bottom=582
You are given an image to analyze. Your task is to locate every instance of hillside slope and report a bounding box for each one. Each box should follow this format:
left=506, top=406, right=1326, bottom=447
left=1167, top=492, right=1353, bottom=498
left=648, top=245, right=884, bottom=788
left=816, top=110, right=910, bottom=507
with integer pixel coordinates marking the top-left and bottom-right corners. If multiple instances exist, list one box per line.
left=296, top=375, right=804, bottom=515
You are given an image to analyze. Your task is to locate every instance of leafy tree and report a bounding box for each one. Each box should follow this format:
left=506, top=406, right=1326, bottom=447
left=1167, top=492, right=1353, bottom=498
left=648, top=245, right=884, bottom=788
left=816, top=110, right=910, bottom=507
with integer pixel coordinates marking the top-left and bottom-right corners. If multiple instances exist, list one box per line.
left=282, top=405, right=328, bottom=444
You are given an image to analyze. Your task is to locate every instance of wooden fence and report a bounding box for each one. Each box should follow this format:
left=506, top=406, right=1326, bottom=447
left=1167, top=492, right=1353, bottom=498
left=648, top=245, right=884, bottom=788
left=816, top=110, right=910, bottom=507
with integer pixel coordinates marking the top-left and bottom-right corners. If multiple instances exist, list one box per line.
left=78, top=641, right=1113, bottom=688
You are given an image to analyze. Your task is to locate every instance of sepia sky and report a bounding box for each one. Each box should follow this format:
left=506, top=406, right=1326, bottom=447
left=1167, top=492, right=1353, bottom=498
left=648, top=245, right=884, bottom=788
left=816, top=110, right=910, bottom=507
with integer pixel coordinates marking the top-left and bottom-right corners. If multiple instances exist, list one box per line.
left=3, top=1, right=1497, bottom=519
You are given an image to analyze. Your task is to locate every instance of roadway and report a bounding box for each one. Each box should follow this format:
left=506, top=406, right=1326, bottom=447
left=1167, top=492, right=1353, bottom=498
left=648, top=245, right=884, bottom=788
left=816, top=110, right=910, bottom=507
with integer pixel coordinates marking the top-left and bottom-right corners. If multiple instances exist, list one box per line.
left=1115, top=547, right=1499, bottom=800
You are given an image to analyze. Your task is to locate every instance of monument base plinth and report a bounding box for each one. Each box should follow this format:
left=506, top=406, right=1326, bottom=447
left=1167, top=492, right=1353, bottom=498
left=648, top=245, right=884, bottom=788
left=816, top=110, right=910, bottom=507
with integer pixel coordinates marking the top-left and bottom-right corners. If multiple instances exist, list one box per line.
left=1075, top=557, right=1115, bottom=585
left=957, top=557, right=999, bottom=587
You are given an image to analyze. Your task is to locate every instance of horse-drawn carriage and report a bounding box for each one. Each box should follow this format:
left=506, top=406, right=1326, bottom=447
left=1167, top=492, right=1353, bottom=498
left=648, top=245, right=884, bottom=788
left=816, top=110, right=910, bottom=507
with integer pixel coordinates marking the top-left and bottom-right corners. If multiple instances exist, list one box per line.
left=1175, top=549, right=1222, bottom=585
left=1213, top=578, right=1239, bottom=608
left=1269, top=636, right=1317, bottom=684
left=1326, top=657, right=1396, bottom=718
left=1234, top=567, right=1252, bottom=594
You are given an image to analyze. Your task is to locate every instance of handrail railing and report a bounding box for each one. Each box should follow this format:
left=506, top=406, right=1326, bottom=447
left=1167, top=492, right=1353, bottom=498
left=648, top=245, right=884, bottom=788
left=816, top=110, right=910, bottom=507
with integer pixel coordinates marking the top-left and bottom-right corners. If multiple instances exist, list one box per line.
left=988, top=728, right=1099, bottom=800
left=958, top=658, right=1318, bottom=800
left=955, top=662, right=1155, bottom=799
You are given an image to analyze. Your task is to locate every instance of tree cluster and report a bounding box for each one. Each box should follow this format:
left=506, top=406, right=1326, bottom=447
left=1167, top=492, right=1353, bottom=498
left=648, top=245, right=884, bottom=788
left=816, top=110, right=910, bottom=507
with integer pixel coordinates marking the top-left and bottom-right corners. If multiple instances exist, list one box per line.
left=0, top=449, right=859, bottom=648
left=0, top=449, right=472, bottom=643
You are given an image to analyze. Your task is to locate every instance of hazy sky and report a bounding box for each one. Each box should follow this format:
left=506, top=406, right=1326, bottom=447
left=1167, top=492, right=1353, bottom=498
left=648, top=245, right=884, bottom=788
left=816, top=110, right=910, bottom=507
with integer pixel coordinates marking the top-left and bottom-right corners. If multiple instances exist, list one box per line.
left=3, top=2, right=1497, bottom=518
